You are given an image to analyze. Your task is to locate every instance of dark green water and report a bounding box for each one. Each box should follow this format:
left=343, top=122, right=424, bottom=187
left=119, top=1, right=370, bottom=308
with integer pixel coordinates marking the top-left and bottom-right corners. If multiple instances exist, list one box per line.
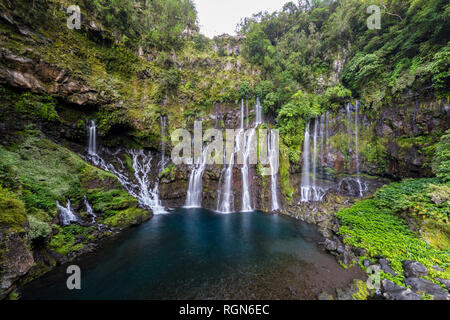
left=22, top=208, right=362, bottom=300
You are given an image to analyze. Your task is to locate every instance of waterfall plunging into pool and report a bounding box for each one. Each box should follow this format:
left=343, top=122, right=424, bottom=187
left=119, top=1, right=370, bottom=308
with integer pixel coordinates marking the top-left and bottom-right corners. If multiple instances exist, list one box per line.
left=217, top=129, right=238, bottom=213
left=312, top=116, right=318, bottom=196
left=241, top=100, right=255, bottom=212
left=88, top=149, right=166, bottom=214
left=185, top=147, right=208, bottom=208
left=216, top=156, right=235, bottom=213
left=57, top=199, right=78, bottom=226
left=354, top=100, right=364, bottom=197
left=300, top=118, right=325, bottom=203
left=88, top=120, right=97, bottom=156
left=129, top=150, right=166, bottom=214
left=268, top=129, right=280, bottom=211
left=300, top=121, right=311, bottom=202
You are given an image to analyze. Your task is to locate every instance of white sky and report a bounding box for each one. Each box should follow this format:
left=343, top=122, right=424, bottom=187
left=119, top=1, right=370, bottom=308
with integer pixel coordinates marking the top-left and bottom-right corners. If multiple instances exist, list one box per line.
left=194, top=0, right=295, bottom=38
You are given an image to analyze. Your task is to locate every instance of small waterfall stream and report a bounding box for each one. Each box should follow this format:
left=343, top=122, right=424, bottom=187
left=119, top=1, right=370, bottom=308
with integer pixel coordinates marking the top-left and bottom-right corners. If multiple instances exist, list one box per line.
left=57, top=199, right=78, bottom=226
left=88, top=120, right=97, bottom=156
left=255, top=97, right=263, bottom=125
left=300, top=121, right=311, bottom=202
left=129, top=150, right=166, bottom=214
left=216, top=152, right=236, bottom=213
left=268, top=129, right=280, bottom=211
left=84, top=196, right=96, bottom=223
left=354, top=101, right=363, bottom=197
left=185, top=147, right=208, bottom=208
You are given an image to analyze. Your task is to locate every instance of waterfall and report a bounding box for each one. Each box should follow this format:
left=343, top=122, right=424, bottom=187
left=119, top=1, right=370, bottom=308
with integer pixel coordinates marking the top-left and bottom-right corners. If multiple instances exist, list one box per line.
left=268, top=129, right=280, bottom=211
left=354, top=101, right=363, bottom=197
left=240, top=99, right=245, bottom=129
left=346, top=103, right=352, bottom=154
left=217, top=128, right=240, bottom=213
left=185, top=148, right=208, bottom=208
left=241, top=100, right=255, bottom=212
left=57, top=199, right=78, bottom=226
left=216, top=153, right=235, bottom=213
left=84, top=196, right=96, bottom=223
left=300, top=118, right=325, bottom=202
left=245, top=100, right=249, bottom=128
left=255, top=97, right=263, bottom=125
left=312, top=116, right=318, bottom=196
left=300, top=122, right=311, bottom=202
left=88, top=120, right=97, bottom=156
left=88, top=149, right=166, bottom=214
left=129, top=150, right=166, bottom=214
left=160, top=116, right=167, bottom=172
left=320, top=114, right=325, bottom=175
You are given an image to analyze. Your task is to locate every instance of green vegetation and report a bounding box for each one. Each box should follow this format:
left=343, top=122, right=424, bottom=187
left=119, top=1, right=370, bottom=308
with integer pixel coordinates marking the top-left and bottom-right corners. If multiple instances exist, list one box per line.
left=237, top=0, right=449, bottom=165
left=0, top=186, right=27, bottom=233
left=337, top=177, right=449, bottom=286
left=0, top=131, right=149, bottom=257
left=432, top=130, right=450, bottom=183
left=49, top=225, right=89, bottom=256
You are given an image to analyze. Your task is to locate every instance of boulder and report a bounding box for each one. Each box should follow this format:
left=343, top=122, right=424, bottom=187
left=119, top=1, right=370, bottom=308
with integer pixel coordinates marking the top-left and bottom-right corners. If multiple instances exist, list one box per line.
left=379, top=259, right=397, bottom=277
left=381, top=280, right=421, bottom=300
left=404, top=278, right=450, bottom=300
left=435, top=278, right=450, bottom=291
left=402, top=260, right=428, bottom=278
left=324, top=238, right=338, bottom=252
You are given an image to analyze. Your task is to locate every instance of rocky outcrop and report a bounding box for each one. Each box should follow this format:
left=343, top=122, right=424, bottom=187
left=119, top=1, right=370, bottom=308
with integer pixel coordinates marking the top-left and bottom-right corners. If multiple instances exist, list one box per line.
left=402, top=260, right=429, bottom=278
left=404, top=278, right=450, bottom=300
left=0, top=49, right=102, bottom=106
left=382, top=280, right=422, bottom=300
left=0, top=232, right=34, bottom=299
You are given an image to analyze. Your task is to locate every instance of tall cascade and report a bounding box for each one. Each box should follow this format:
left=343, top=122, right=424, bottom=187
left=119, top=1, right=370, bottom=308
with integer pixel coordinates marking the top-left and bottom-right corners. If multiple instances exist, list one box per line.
left=185, top=147, right=208, bottom=208
left=354, top=101, right=364, bottom=197
left=88, top=120, right=97, bottom=156
left=241, top=100, right=255, bottom=212
left=300, top=121, right=311, bottom=202
left=300, top=118, right=325, bottom=202
left=268, top=129, right=280, bottom=211
left=216, top=146, right=236, bottom=213
left=57, top=199, right=78, bottom=226
left=312, top=116, right=318, bottom=196
left=255, top=97, right=263, bottom=125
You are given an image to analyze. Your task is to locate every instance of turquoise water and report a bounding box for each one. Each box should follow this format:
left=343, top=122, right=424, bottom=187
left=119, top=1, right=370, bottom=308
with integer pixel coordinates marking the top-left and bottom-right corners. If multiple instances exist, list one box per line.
left=22, top=208, right=359, bottom=300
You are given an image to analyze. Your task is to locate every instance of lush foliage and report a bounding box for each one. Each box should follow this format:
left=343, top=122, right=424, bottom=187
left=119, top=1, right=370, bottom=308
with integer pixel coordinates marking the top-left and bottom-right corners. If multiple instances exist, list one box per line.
left=337, top=197, right=449, bottom=286
left=238, top=0, right=449, bottom=161
left=337, top=177, right=450, bottom=286
left=432, top=130, right=450, bottom=183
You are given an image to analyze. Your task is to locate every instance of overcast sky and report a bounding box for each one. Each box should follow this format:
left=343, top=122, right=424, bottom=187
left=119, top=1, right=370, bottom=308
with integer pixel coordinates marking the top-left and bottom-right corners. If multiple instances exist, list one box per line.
left=194, top=0, right=294, bottom=38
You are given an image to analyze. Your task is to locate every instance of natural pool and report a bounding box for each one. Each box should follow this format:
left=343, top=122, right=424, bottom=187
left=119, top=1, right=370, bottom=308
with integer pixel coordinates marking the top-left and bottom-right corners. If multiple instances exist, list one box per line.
left=22, top=208, right=364, bottom=300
